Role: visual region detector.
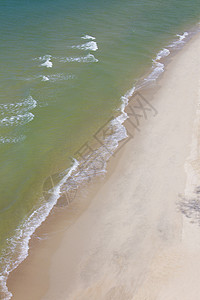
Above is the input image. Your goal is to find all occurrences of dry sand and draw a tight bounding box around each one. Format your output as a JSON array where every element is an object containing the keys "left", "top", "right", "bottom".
[{"left": 8, "top": 32, "right": 200, "bottom": 299}]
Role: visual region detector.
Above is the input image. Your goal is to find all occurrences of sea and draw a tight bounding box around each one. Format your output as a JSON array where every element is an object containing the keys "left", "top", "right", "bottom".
[{"left": 0, "top": 0, "right": 200, "bottom": 298}]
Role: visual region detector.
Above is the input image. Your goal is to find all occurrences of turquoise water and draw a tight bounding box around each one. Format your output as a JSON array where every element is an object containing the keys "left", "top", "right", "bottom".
[{"left": 0, "top": 0, "right": 200, "bottom": 298}]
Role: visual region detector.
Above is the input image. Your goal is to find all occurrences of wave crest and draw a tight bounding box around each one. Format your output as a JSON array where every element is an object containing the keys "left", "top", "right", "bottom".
[
  {"left": 71, "top": 41, "right": 98, "bottom": 51},
  {"left": 58, "top": 53, "right": 98, "bottom": 63}
]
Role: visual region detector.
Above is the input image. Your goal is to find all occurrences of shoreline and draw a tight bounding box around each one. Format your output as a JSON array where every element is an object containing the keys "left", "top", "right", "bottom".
[
  {"left": 5, "top": 29, "right": 200, "bottom": 299},
  {"left": 1, "top": 25, "right": 194, "bottom": 300}
]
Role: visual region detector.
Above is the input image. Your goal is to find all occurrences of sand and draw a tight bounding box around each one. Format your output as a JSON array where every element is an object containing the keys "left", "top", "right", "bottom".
[{"left": 7, "top": 32, "right": 200, "bottom": 299}]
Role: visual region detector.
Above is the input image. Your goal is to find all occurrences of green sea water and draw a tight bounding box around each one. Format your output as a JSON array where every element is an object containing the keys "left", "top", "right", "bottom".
[{"left": 0, "top": 0, "right": 200, "bottom": 298}]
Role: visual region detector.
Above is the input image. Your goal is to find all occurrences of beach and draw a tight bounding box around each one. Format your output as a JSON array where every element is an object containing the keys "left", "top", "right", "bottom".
[
  {"left": 2, "top": 1, "right": 200, "bottom": 298},
  {"left": 6, "top": 30, "right": 200, "bottom": 299}
]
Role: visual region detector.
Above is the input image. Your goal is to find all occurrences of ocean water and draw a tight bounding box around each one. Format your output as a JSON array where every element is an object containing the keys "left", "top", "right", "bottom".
[{"left": 0, "top": 0, "right": 200, "bottom": 298}]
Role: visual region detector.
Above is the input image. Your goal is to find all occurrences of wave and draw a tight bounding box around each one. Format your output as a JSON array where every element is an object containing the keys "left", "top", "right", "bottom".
[
  {"left": 58, "top": 53, "right": 98, "bottom": 63},
  {"left": 33, "top": 55, "right": 53, "bottom": 68},
  {"left": 41, "top": 56, "right": 53, "bottom": 68},
  {"left": 0, "top": 135, "right": 26, "bottom": 145},
  {"left": 155, "top": 48, "right": 170, "bottom": 60},
  {"left": 144, "top": 61, "right": 165, "bottom": 83},
  {"left": 0, "top": 96, "right": 37, "bottom": 129},
  {"left": 0, "top": 96, "right": 37, "bottom": 117},
  {"left": 0, "top": 113, "right": 34, "bottom": 127},
  {"left": 41, "top": 76, "right": 49, "bottom": 81},
  {"left": 177, "top": 31, "right": 189, "bottom": 41},
  {"left": 23, "top": 74, "right": 75, "bottom": 82},
  {"left": 71, "top": 41, "right": 98, "bottom": 51},
  {"left": 81, "top": 34, "right": 96, "bottom": 40},
  {"left": 169, "top": 31, "right": 189, "bottom": 48},
  {"left": 142, "top": 31, "right": 189, "bottom": 84},
  {"left": 41, "top": 74, "right": 75, "bottom": 82}
]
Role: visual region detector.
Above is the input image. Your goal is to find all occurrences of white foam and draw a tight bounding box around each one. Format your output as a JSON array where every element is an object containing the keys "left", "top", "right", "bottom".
[
  {"left": 0, "top": 135, "right": 26, "bottom": 144},
  {"left": 41, "top": 76, "right": 49, "bottom": 81},
  {"left": 141, "top": 31, "right": 189, "bottom": 86},
  {"left": 0, "top": 113, "right": 34, "bottom": 127},
  {"left": 0, "top": 96, "right": 36, "bottom": 127},
  {"left": 71, "top": 41, "right": 98, "bottom": 51},
  {"left": 0, "top": 275, "right": 12, "bottom": 300},
  {"left": 34, "top": 55, "right": 53, "bottom": 68},
  {"left": 88, "top": 85, "right": 136, "bottom": 162},
  {"left": 34, "top": 54, "right": 51, "bottom": 61},
  {"left": 41, "top": 74, "right": 75, "bottom": 82},
  {"left": 169, "top": 32, "right": 189, "bottom": 48},
  {"left": 177, "top": 31, "right": 189, "bottom": 41},
  {"left": 59, "top": 53, "right": 98, "bottom": 63},
  {"left": 81, "top": 34, "right": 96, "bottom": 40},
  {"left": 144, "top": 32, "right": 189, "bottom": 84},
  {"left": 33, "top": 55, "right": 53, "bottom": 67},
  {"left": 41, "top": 58, "right": 53, "bottom": 68},
  {"left": 156, "top": 48, "right": 170, "bottom": 61},
  {"left": 144, "top": 61, "right": 164, "bottom": 83},
  {"left": 0, "top": 96, "right": 37, "bottom": 117},
  {"left": 24, "top": 74, "right": 75, "bottom": 82},
  {"left": 67, "top": 88, "right": 136, "bottom": 179}
]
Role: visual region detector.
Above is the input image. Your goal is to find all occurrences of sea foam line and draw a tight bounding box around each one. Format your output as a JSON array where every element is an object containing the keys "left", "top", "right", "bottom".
[
  {"left": 0, "top": 159, "right": 79, "bottom": 300},
  {"left": 144, "top": 31, "right": 189, "bottom": 83},
  {"left": 155, "top": 48, "right": 170, "bottom": 60},
  {"left": 169, "top": 31, "right": 189, "bottom": 48}
]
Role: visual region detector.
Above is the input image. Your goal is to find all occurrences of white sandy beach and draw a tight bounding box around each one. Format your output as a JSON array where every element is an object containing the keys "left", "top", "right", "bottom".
[{"left": 7, "top": 32, "right": 200, "bottom": 299}]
